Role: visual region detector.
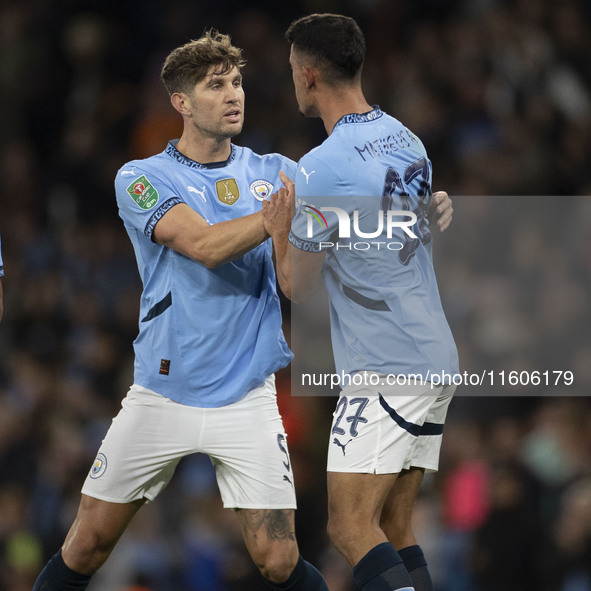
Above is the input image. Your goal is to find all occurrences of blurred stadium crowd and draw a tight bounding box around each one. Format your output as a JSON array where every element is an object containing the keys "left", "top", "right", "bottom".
[{"left": 0, "top": 0, "right": 591, "bottom": 590}]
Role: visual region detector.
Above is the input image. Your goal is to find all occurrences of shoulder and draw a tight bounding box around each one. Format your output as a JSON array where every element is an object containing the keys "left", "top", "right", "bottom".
[
  {"left": 297, "top": 135, "right": 335, "bottom": 169},
  {"left": 114, "top": 153, "right": 172, "bottom": 191},
  {"left": 295, "top": 148, "right": 343, "bottom": 196},
  {"left": 380, "top": 112, "right": 428, "bottom": 153},
  {"left": 119, "top": 144, "right": 170, "bottom": 171},
  {"left": 115, "top": 151, "right": 167, "bottom": 179},
  {"left": 239, "top": 145, "right": 296, "bottom": 168},
  {"left": 114, "top": 151, "right": 180, "bottom": 219},
  {"left": 234, "top": 145, "right": 297, "bottom": 178}
]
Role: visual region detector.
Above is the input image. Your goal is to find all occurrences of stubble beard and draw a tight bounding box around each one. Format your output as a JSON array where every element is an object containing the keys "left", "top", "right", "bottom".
[{"left": 195, "top": 117, "right": 244, "bottom": 142}]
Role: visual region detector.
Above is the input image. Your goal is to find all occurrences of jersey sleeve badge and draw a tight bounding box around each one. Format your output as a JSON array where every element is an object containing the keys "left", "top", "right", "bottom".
[{"left": 126, "top": 175, "right": 159, "bottom": 210}]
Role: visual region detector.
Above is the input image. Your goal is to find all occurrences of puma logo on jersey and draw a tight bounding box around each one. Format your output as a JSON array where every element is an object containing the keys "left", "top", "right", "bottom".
[
  {"left": 187, "top": 185, "right": 207, "bottom": 203},
  {"left": 300, "top": 166, "right": 316, "bottom": 184},
  {"left": 120, "top": 168, "right": 136, "bottom": 176},
  {"left": 333, "top": 437, "right": 353, "bottom": 456},
  {"left": 283, "top": 474, "right": 293, "bottom": 486}
]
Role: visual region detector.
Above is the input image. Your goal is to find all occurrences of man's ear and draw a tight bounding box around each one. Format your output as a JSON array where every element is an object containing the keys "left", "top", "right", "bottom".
[
  {"left": 302, "top": 65, "right": 317, "bottom": 89},
  {"left": 171, "top": 92, "right": 190, "bottom": 116}
]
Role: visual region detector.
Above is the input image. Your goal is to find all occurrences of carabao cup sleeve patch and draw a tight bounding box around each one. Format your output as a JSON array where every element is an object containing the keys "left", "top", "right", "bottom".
[{"left": 126, "top": 175, "right": 160, "bottom": 210}]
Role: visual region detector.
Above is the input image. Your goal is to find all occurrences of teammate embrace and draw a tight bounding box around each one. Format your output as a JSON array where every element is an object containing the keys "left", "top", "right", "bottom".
[{"left": 32, "top": 14, "right": 457, "bottom": 591}]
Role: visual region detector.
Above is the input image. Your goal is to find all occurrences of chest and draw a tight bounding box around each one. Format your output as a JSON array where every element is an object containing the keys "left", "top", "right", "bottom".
[{"left": 170, "top": 166, "right": 276, "bottom": 224}]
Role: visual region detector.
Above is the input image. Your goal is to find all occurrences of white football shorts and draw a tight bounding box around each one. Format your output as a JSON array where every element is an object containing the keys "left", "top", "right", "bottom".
[
  {"left": 327, "top": 376, "right": 456, "bottom": 474},
  {"left": 82, "top": 376, "right": 297, "bottom": 509}
]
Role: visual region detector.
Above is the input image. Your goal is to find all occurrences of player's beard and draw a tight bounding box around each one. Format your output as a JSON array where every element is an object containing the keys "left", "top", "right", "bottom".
[
  {"left": 194, "top": 116, "right": 244, "bottom": 142},
  {"left": 221, "top": 111, "right": 244, "bottom": 139}
]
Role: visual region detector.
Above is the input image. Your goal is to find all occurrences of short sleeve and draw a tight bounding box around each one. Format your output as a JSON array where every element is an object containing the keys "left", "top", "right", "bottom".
[
  {"left": 289, "top": 155, "right": 352, "bottom": 252},
  {"left": 114, "top": 165, "right": 185, "bottom": 240}
]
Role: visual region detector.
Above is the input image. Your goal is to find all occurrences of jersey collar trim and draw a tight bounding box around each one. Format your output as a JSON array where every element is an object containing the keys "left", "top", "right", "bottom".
[
  {"left": 333, "top": 106, "right": 383, "bottom": 131},
  {"left": 165, "top": 139, "right": 237, "bottom": 169}
]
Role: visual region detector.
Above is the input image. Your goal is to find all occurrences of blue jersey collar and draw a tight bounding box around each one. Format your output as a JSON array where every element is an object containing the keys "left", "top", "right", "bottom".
[
  {"left": 165, "top": 139, "right": 237, "bottom": 169},
  {"left": 333, "top": 106, "right": 383, "bottom": 131}
]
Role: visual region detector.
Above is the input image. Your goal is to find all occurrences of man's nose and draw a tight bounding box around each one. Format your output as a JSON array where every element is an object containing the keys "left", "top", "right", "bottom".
[{"left": 226, "top": 86, "right": 241, "bottom": 102}]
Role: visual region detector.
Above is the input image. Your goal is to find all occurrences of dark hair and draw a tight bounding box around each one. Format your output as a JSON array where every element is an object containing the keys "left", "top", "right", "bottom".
[
  {"left": 161, "top": 30, "right": 245, "bottom": 96},
  {"left": 285, "top": 14, "right": 365, "bottom": 84}
]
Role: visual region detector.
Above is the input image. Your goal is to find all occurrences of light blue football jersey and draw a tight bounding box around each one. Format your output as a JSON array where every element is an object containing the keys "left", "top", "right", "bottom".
[
  {"left": 0, "top": 234, "right": 3, "bottom": 277},
  {"left": 115, "top": 140, "right": 295, "bottom": 407},
  {"left": 289, "top": 107, "right": 459, "bottom": 380}
]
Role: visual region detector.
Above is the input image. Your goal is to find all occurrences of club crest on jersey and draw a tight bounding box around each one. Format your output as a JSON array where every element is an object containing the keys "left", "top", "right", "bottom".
[
  {"left": 215, "top": 178, "right": 240, "bottom": 205},
  {"left": 126, "top": 175, "right": 159, "bottom": 210},
  {"left": 249, "top": 179, "right": 273, "bottom": 201},
  {"left": 89, "top": 453, "right": 108, "bottom": 479}
]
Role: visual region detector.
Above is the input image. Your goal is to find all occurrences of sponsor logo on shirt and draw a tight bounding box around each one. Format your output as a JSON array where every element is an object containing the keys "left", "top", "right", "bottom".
[
  {"left": 126, "top": 175, "right": 159, "bottom": 210},
  {"left": 300, "top": 166, "right": 316, "bottom": 184},
  {"left": 187, "top": 185, "right": 207, "bottom": 203}
]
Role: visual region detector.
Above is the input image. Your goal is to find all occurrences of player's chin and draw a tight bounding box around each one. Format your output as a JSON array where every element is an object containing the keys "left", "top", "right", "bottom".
[
  {"left": 226, "top": 117, "right": 244, "bottom": 133},
  {"left": 224, "top": 119, "right": 244, "bottom": 136}
]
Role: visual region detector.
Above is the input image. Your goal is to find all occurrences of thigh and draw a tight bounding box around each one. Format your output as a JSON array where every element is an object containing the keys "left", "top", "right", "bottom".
[
  {"left": 327, "top": 383, "right": 433, "bottom": 475},
  {"left": 406, "top": 384, "right": 456, "bottom": 472},
  {"left": 207, "top": 377, "right": 297, "bottom": 510},
  {"left": 82, "top": 385, "right": 193, "bottom": 503}
]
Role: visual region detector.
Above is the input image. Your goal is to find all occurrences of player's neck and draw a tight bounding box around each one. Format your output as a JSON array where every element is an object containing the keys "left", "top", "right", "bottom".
[
  {"left": 319, "top": 88, "right": 372, "bottom": 135},
  {"left": 176, "top": 133, "right": 232, "bottom": 165}
]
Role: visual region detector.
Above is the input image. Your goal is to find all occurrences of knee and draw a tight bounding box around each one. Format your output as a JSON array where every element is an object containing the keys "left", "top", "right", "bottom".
[{"left": 252, "top": 546, "right": 299, "bottom": 583}]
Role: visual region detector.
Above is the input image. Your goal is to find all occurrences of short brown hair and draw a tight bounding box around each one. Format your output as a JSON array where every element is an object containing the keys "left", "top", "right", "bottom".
[{"left": 160, "top": 30, "right": 246, "bottom": 96}]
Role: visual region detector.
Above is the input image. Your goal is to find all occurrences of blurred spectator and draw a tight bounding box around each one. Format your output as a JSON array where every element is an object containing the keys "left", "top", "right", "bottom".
[
  {"left": 471, "top": 461, "right": 548, "bottom": 591},
  {"left": 0, "top": 233, "right": 4, "bottom": 322},
  {"left": 553, "top": 477, "right": 591, "bottom": 590}
]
